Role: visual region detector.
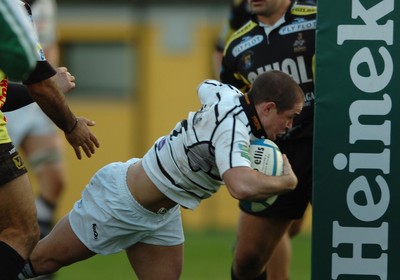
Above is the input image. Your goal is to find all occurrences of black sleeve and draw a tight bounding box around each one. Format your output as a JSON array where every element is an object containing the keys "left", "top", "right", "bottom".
[
  {"left": 23, "top": 60, "right": 56, "bottom": 85},
  {"left": 2, "top": 83, "right": 34, "bottom": 112}
]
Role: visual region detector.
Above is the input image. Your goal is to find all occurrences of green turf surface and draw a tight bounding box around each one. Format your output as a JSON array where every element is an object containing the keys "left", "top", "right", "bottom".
[{"left": 54, "top": 230, "right": 311, "bottom": 280}]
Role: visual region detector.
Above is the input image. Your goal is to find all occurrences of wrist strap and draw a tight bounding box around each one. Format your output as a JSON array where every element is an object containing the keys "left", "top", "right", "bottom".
[{"left": 65, "top": 119, "right": 78, "bottom": 134}]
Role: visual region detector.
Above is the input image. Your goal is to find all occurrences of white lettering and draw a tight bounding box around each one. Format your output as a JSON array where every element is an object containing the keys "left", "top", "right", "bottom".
[
  {"left": 332, "top": 221, "right": 388, "bottom": 279},
  {"left": 349, "top": 93, "right": 392, "bottom": 145},
  {"left": 247, "top": 56, "right": 312, "bottom": 85},
  {"left": 347, "top": 175, "right": 390, "bottom": 221},
  {"left": 331, "top": 0, "right": 394, "bottom": 278},
  {"left": 350, "top": 47, "right": 393, "bottom": 93},
  {"left": 337, "top": 0, "right": 394, "bottom": 45}
]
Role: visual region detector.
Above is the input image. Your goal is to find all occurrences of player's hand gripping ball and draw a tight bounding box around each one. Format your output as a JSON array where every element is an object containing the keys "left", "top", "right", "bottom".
[{"left": 239, "top": 139, "right": 284, "bottom": 213}]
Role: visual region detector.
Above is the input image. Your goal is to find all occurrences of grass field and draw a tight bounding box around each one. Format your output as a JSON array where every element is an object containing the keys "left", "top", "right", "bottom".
[{"left": 54, "top": 230, "right": 311, "bottom": 280}]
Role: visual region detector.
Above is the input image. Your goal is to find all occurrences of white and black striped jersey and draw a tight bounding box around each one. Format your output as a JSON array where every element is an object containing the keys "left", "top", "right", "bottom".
[{"left": 142, "top": 79, "right": 265, "bottom": 210}]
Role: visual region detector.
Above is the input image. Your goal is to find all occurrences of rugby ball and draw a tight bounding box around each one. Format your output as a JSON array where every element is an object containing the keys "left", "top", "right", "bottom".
[{"left": 239, "top": 139, "right": 283, "bottom": 213}]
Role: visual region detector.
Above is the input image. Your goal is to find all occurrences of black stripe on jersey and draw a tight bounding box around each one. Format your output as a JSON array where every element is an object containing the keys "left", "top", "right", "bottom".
[
  {"left": 180, "top": 119, "right": 188, "bottom": 130},
  {"left": 191, "top": 112, "right": 201, "bottom": 142},
  {"left": 226, "top": 84, "right": 243, "bottom": 93},
  {"left": 184, "top": 141, "right": 221, "bottom": 182},
  {"left": 154, "top": 144, "right": 204, "bottom": 200},
  {"left": 22, "top": 2, "right": 32, "bottom": 16},
  {"left": 205, "top": 98, "right": 245, "bottom": 170},
  {"left": 214, "top": 92, "right": 222, "bottom": 120},
  {"left": 229, "top": 115, "right": 237, "bottom": 169},
  {"left": 204, "top": 80, "right": 224, "bottom": 87},
  {"left": 229, "top": 109, "right": 245, "bottom": 169},
  {"left": 170, "top": 140, "right": 220, "bottom": 195},
  {"left": 210, "top": 105, "right": 242, "bottom": 141}
]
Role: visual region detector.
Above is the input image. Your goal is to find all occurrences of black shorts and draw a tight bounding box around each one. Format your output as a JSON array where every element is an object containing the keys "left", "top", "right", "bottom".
[
  {"left": 239, "top": 138, "right": 313, "bottom": 219},
  {"left": 0, "top": 142, "right": 27, "bottom": 186}
]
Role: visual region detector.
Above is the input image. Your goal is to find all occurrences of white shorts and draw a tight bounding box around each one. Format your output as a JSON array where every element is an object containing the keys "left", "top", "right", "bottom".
[
  {"left": 4, "top": 103, "right": 56, "bottom": 147},
  {"left": 69, "top": 158, "right": 184, "bottom": 255}
]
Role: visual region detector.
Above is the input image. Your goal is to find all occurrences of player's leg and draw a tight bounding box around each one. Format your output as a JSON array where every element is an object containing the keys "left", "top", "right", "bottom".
[
  {"left": 0, "top": 173, "right": 39, "bottom": 277},
  {"left": 124, "top": 177, "right": 185, "bottom": 280},
  {"left": 0, "top": 141, "right": 39, "bottom": 278},
  {"left": 19, "top": 107, "right": 66, "bottom": 239},
  {"left": 232, "top": 210, "right": 293, "bottom": 280},
  {"left": 264, "top": 137, "right": 312, "bottom": 280},
  {"left": 265, "top": 217, "right": 303, "bottom": 280},
  {"left": 266, "top": 232, "right": 292, "bottom": 280},
  {"left": 20, "top": 215, "right": 95, "bottom": 277},
  {"left": 126, "top": 242, "right": 183, "bottom": 280}
]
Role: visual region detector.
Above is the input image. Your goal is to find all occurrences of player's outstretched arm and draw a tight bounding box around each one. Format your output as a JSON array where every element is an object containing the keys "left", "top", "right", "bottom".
[
  {"left": 2, "top": 67, "right": 75, "bottom": 112},
  {"left": 26, "top": 78, "right": 100, "bottom": 159},
  {"left": 51, "top": 67, "right": 76, "bottom": 94},
  {"left": 64, "top": 116, "right": 99, "bottom": 159}
]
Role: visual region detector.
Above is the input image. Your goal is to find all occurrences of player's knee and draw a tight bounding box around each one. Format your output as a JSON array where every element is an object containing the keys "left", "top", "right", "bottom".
[
  {"left": 233, "top": 251, "right": 264, "bottom": 277},
  {"left": 288, "top": 219, "right": 303, "bottom": 237},
  {"left": 29, "top": 147, "right": 63, "bottom": 172}
]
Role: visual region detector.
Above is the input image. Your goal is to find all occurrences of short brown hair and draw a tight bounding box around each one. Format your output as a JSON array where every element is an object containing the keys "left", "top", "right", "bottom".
[{"left": 248, "top": 70, "right": 304, "bottom": 113}]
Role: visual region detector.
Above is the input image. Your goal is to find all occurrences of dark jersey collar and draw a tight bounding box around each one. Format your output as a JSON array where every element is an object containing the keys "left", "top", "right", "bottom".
[{"left": 239, "top": 93, "right": 268, "bottom": 139}]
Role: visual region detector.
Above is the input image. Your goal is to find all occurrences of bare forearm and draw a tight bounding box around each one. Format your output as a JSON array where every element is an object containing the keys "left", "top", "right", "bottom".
[
  {"left": 27, "top": 78, "right": 76, "bottom": 133},
  {"left": 223, "top": 167, "right": 297, "bottom": 201}
]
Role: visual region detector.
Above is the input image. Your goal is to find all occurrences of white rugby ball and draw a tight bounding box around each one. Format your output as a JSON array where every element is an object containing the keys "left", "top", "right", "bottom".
[
  {"left": 240, "top": 139, "right": 283, "bottom": 213},
  {"left": 249, "top": 139, "right": 283, "bottom": 176}
]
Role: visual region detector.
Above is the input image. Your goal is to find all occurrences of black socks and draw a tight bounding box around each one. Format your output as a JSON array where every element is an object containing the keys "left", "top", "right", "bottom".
[{"left": 0, "top": 241, "right": 26, "bottom": 279}]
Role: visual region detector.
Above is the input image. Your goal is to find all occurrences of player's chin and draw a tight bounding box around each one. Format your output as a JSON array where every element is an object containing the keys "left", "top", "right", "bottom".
[{"left": 250, "top": 0, "right": 265, "bottom": 8}]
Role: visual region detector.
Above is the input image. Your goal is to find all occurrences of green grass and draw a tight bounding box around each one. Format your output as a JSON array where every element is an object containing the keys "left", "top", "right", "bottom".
[{"left": 54, "top": 230, "right": 311, "bottom": 280}]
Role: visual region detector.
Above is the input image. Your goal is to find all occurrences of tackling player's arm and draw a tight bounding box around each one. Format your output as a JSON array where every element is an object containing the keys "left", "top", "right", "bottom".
[
  {"left": 1, "top": 83, "right": 34, "bottom": 112},
  {"left": 3, "top": 67, "right": 75, "bottom": 112},
  {"left": 23, "top": 61, "right": 76, "bottom": 132},
  {"left": 23, "top": 60, "right": 100, "bottom": 159}
]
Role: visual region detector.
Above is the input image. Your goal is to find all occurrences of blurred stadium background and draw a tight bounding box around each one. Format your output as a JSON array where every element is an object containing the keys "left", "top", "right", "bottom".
[{"left": 27, "top": 0, "right": 312, "bottom": 278}]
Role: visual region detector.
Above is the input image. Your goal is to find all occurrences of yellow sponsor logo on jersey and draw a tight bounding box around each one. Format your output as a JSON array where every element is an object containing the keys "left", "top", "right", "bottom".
[
  {"left": 292, "top": 5, "right": 317, "bottom": 16},
  {"left": 224, "top": 21, "right": 258, "bottom": 56},
  {"left": 13, "top": 154, "right": 26, "bottom": 170}
]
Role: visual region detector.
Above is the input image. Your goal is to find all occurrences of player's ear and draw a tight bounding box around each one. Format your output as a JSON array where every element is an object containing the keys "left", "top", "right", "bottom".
[{"left": 262, "top": 102, "right": 276, "bottom": 115}]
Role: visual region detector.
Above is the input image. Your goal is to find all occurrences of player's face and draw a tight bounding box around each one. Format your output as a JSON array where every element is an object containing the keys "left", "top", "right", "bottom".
[
  {"left": 248, "top": 0, "right": 283, "bottom": 17},
  {"left": 263, "top": 102, "right": 303, "bottom": 140}
]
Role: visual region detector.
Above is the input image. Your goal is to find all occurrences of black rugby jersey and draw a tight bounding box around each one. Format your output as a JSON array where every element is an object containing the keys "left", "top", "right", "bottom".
[{"left": 221, "top": 2, "right": 316, "bottom": 140}]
